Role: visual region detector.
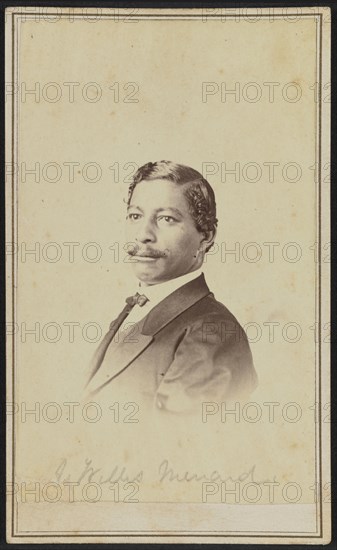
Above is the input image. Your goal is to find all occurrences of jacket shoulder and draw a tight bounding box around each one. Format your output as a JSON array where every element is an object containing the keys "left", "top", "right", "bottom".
[
  {"left": 176, "top": 293, "right": 251, "bottom": 349},
  {"left": 185, "top": 293, "right": 245, "bottom": 328}
]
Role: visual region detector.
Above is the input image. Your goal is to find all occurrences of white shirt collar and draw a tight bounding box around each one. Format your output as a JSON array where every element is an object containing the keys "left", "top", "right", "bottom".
[{"left": 138, "top": 268, "right": 203, "bottom": 307}]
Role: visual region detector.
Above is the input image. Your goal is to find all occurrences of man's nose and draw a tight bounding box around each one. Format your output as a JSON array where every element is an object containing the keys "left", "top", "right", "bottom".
[{"left": 136, "top": 219, "right": 156, "bottom": 244}]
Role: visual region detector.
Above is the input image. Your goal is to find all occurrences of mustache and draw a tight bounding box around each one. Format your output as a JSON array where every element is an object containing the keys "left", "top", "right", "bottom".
[{"left": 126, "top": 245, "right": 167, "bottom": 258}]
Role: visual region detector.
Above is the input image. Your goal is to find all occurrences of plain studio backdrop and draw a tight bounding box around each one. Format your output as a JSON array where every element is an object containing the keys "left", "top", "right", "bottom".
[{"left": 10, "top": 12, "right": 327, "bottom": 510}]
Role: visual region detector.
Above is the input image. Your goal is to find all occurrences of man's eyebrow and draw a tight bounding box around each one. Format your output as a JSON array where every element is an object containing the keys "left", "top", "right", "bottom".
[
  {"left": 127, "top": 204, "right": 143, "bottom": 212},
  {"left": 127, "top": 205, "right": 183, "bottom": 217},
  {"left": 155, "top": 207, "right": 183, "bottom": 217}
]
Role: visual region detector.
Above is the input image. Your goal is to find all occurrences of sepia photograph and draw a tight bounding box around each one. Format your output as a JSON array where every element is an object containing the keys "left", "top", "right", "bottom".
[
  {"left": 5, "top": 5, "right": 331, "bottom": 544},
  {"left": 85, "top": 160, "right": 258, "bottom": 412}
]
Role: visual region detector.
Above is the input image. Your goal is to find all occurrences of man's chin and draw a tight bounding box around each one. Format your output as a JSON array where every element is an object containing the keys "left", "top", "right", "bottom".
[{"left": 132, "top": 263, "right": 162, "bottom": 285}]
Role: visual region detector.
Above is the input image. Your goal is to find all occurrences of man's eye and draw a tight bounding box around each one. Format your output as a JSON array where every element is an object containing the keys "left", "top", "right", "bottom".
[
  {"left": 127, "top": 213, "right": 141, "bottom": 221},
  {"left": 158, "top": 215, "right": 176, "bottom": 224}
]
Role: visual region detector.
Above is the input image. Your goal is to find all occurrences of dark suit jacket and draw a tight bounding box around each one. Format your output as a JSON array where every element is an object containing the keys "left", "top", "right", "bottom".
[{"left": 86, "top": 274, "right": 258, "bottom": 414}]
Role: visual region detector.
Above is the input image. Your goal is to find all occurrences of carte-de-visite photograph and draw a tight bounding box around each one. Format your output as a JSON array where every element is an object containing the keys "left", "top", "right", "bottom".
[{"left": 5, "top": 6, "right": 331, "bottom": 545}]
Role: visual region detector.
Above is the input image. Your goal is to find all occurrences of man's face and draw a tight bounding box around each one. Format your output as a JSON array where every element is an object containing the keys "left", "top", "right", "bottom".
[{"left": 125, "top": 179, "right": 206, "bottom": 285}]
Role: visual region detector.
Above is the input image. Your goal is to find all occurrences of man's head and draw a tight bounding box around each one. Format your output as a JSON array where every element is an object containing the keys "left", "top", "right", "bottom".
[{"left": 125, "top": 160, "right": 218, "bottom": 285}]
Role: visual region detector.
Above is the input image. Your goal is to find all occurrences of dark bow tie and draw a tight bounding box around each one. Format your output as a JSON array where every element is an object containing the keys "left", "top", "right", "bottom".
[{"left": 125, "top": 292, "right": 149, "bottom": 308}]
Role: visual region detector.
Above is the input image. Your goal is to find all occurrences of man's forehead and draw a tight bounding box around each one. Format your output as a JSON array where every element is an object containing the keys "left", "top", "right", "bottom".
[
  {"left": 130, "top": 178, "right": 187, "bottom": 202},
  {"left": 133, "top": 178, "right": 178, "bottom": 189}
]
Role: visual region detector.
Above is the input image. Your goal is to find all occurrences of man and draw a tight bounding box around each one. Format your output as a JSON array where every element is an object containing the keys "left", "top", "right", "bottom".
[{"left": 85, "top": 161, "right": 257, "bottom": 414}]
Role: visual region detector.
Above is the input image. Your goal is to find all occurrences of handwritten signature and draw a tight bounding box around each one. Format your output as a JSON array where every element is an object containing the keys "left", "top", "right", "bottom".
[{"left": 55, "top": 458, "right": 274, "bottom": 486}]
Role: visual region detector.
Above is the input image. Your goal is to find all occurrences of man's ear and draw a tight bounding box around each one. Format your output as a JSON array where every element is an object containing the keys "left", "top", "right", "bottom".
[{"left": 200, "top": 228, "right": 216, "bottom": 254}]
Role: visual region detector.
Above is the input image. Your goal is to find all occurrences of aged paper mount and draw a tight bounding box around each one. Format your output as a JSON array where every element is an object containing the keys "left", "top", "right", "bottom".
[{"left": 5, "top": 6, "right": 330, "bottom": 544}]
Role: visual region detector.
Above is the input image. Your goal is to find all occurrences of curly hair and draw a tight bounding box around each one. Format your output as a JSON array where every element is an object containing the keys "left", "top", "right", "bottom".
[{"left": 127, "top": 161, "right": 218, "bottom": 251}]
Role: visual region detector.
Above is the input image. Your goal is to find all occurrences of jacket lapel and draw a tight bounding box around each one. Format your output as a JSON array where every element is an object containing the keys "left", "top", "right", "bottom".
[
  {"left": 142, "top": 273, "right": 212, "bottom": 336},
  {"left": 86, "top": 274, "right": 212, "bottom": 395}
]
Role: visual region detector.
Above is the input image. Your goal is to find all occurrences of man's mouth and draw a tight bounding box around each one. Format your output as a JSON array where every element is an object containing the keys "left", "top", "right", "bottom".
[
  {"left": 133, "top": 255, "right": 159, "bottom": 262},
  {"left": 136, "top": 253, "right": 156, "bottom": 257}
]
